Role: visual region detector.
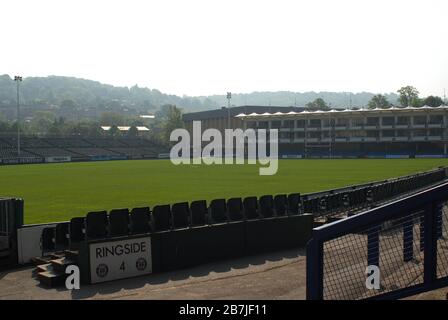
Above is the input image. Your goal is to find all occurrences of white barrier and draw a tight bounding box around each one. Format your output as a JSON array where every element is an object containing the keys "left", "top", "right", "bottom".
[
  {"left": 45, "top": 156, "right": 71, "bottom": 163},
  {"left": 17, "top": 223, "right": 61, "bottom": 264}
]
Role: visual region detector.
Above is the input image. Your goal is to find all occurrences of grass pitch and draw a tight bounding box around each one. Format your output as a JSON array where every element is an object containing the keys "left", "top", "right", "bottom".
[{"left": 1, "top": 158, "right": 448, "bottom": 224}]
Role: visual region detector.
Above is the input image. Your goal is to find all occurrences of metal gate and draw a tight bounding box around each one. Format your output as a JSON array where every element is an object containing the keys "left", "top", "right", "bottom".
[
  {"left": 0, "top": 198, "right": 24, "bottom": 269},
  {"left": 306, "top": 182, "right": 448, "bottom": 300}
]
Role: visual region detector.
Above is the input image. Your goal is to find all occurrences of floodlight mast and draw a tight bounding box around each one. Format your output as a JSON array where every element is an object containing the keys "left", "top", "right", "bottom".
[
  {"left": 14, "top": 76, "right": 23, "bottom": 156},
  {"left": 226, "top": 92, "right": 232, "bottom": 129}
]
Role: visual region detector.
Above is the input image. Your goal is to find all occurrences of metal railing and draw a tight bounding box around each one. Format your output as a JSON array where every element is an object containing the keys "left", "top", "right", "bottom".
[{"left": 306, "top": 181, "right": 448, "bottom": 300}]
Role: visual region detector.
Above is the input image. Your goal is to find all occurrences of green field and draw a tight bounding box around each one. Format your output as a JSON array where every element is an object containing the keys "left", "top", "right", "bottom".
[{"left": 1, "top": 158, "right": 448, "bottom": 224}]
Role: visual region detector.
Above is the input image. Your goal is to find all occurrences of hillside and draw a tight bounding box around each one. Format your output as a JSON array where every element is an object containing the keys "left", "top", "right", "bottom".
[{"left": 0, "top": 75, "right": 399, "bottom": 118}]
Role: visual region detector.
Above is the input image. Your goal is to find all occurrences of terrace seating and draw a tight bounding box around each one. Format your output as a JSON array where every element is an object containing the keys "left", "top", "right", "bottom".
[
  {"left": 259, "top": 195, "right": 274, "bottom": 218},
  {"left": 130, "top": 207, "right": 151, "bottom": 234},
  {"left": 210, "top": 199, "right": 227, "bottom": 223},
  {"left": 190, "top": 200, "right": 207, "bottom": 226},
  {"left": 152, "top": 205, "right": 172, "bottom": 231},
  {"left": 66, "top": 148, "right": 120, "bottom": 157},
  {"left": 227, "top": 198, "right": 243, "bottom": 221},
  {"left": 25, "top": 148, "right": 80, "bottom": 157},
  {"left": 171, "top": 202, "right": 190, "bottom": 229},
  {"left": 274, "top": 194, "right": 287, "bottom": 216},
  {"left": 85, "top": 211, "right": 108, "bottom": 240},
  {"left": 0, "top": 148, "right": 38, "bottom": 158},
  {"left": 109, "top": 209, "right": 130, "bottom": 237},
  {"left": 243, "top": 196, "right": 259, "bottom": 219}
]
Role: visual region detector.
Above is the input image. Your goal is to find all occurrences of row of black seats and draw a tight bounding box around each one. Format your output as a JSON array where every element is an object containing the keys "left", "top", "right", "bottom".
[
  {"left": 41, "top": 193, "right": 302, "bottom": 252},
  {"left": 302, "top": 169, "right": 446, "bottom": 216}
]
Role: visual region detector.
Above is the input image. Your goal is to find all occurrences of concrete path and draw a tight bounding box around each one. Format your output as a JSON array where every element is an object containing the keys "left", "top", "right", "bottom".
[{"left": 0, "top": 248, "right": 307, "bottom": 300}]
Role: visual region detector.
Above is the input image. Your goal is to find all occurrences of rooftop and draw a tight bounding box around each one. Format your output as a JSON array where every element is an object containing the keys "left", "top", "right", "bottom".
[{"left": 235, "top": 105, "right": 448, "bottom": 119}]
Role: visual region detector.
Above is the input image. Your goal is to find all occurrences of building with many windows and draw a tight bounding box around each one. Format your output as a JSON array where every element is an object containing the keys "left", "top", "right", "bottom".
[{"left": 183, "top": 105, "right": 448, "bottom": 158}]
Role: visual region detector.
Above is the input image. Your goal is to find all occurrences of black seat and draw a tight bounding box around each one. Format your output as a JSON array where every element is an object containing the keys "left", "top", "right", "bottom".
[
  {"left": 243, "top": 196, "right": 259, "bottom": 219},
  {"left": 210, "top": 199, "right": 227, "bottom": 223},
  {"left": 172, "top": 202, "right": 190, "bottom": 229},
  {"left": 55, "top": 223, "right": 69, "bottom": 250},
  {"left": 41, "top": 227, "right": 55, "bottom": 253},
  {"left": 69, "top": 217, "right": 85, "bottom": 244},
  {"left": 190, "top": 200, "right": 207, "bottom": 226},
  {"left": 274, "top": 194, "right": 287, "bottom": 216},
  {"left": 109, "top": 208, "right": 130, "bottom": 237},
  {"left": 227, "top": 198, "right": 243, "bottom": 221},
  {"left": 86, "top": 211, "right": 108, "bottom": 240},
  {"left": 287, "top": 193, "right": 301, "bottom": 215},
  {"left": 259, "top": 195, "right": 274, "bottom": 218},
  {"left": 130, "top": 207, "right": 151, "bottom": 234},
  {"left": 152, "top": 205, "right": 172, "bottom": 231}
]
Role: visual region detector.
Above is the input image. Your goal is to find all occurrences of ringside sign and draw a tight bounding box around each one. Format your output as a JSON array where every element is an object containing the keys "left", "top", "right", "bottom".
[{"left": 89, "top": 236, "right": 152, "bottom": 283}]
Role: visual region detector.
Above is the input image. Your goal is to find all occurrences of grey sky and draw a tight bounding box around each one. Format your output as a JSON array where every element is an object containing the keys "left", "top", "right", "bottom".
[{"left": 1, "top": 0, "right": 447, "bottom": 97}]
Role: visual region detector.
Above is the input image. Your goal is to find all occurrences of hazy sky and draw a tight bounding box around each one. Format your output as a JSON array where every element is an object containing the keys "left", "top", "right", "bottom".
[{"left": 1, "top": 0, "right": 447, "bottom": 97}]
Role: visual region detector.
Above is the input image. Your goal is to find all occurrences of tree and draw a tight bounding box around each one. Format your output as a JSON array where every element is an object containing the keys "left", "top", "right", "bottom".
[
  {"left": 100, "top": 112, "right": 125, "bottom": 126},
  {"left": 423, "top": 96, "right": 444, "bottom": 108},
  {"left": 305, "top": 98, "right": 329, "bottom": 111},
  {"left": 367, "top": 94, "right": 391, "bottom": 109},
  {"left": 127, "top": 125, "right": 139, "bottom": 138},
  {"left": 161, "top": 105, "right": 184, "bottom": 144},
  {"left": 397, "top": 86, "right": 419, "bottom": 107},
  {"left": 108, "top": 125, "right": 120, "bottom": 137}
]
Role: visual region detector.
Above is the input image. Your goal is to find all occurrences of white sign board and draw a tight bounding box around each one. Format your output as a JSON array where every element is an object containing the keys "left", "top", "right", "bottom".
[{"left": 89, "top": 236, "right": 152, "bottom": 284}]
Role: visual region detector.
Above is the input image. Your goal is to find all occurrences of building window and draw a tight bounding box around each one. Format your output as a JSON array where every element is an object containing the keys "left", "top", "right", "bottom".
[
  {"left": 366, "top": 117, "right": 379, "bottom": 125},
  {"left": 283, "top": 120, "right": 294, "bottom": 128},
  {"left": 429, "top": 115, "right": 443, "bottom": 124},
  {"left": 296, "top": 119, "right": 306, "bottom": 128},
  {"left": 381, "top": 117, "right": 394, "bottom": 125},
  {"left": 271, "top": 120, "right": 281, "bottom": 129},
  {"left": 397, "top": 116, "right": 409, "bottom": 125},
  {"left": 382, "top": 130, "right": 395, "bottom": 137},
  {"left": 413, "top": 116, "right": 426, "bottom": 125},
  {"left": 309, "top": 119, "right": 321, "bottom": 128},
  {"left": 258, "top": 121, "right": 269, "bottom": 129}
]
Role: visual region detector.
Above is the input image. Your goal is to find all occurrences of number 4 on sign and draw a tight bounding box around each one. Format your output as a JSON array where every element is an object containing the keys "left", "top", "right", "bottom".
[{"left": 120, "top": 261, "right": 126, "bottom": 271}]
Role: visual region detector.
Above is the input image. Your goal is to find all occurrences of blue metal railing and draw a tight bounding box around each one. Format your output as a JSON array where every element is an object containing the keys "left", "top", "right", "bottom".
[{"left": 306, "top": 181, "right": 448, "bottom": 300}]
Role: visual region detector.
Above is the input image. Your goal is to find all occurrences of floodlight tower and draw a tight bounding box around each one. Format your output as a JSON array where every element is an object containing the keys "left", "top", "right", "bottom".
[
  {"left": 14, "top": 76, "right": 22, "bottom": 156},
  {"left": 226, "top": 92, "right": 231, "bottom": 129}
]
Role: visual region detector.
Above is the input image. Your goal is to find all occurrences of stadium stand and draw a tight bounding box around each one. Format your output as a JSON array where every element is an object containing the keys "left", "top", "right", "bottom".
[
  {"left": 26, "top": 148, "right": 82, "bottom": 157},
  {"left": 65, "top": 148, "right": 120, "bottom": 157},
  {"left": 0, "top": 136, "right": 167, "bottom": 163},
  {"left": 28, "top": 167, "right": 447, "bottom": 288}
]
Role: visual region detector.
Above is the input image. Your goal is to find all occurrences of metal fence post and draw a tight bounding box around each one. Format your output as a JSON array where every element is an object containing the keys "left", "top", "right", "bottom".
[
  {"left": 423, "top": 203, "right": 437, "bottom": 285},
  {"left": 306, "top": 237, "right": 323, "bottom": 300},
  {"left": 367, "top": 224, "right": 380, "bottom": 267},
  {"left": 403, "top": 216, "right": 414, "bottom": 262}
]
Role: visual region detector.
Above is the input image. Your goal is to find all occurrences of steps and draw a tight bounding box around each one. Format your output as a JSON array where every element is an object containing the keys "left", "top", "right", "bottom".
[{"left": 35, "top": 250, "right": 79, "bottom": 288}]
